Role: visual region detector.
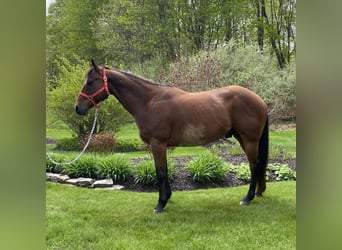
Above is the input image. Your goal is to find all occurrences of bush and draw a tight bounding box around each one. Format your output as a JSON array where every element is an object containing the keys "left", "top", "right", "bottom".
[
  {"left": 134, "top": 158, "right": 175, "bottom": 185},
  {"left": 115, "top": 138, "right": 145, "bottom": 152},
  {"left": 227, "top": 163, "right": 251, "bottom": 181},
  {"left": 267, "top": 163, "right": 296, "bottom": 181},
  {"left": 55, "top": 138, "right": 80, "bottom": 151},
  {"left": 80, "top": 131, "right": 115, "bottom": 153},
  {"left": 187, "top": 151, "right": 227, "bottom": 183},
  {"left": 276, "top": 165, "right": 296, "bottom": 181},
  {"left": 63, "top": 154, "right": 98, "bottom": 178},
  {"left": 235, "top": 163, "right": 251, "bottom": 181},
  {"left": 97, "top": 154, "right": 132, "bottom": 182},
  {"left": 164, "top": 41, "right": 296, "bottom": 122}
]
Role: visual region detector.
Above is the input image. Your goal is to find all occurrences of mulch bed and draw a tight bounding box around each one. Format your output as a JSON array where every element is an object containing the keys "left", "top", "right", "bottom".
[{"left": 120, "top": 154, "right": 296, "bottom": 192}]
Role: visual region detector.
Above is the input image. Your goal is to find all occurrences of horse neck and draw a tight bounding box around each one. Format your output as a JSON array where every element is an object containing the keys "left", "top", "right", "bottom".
[{"left": 106, "top": 70, "right": 160, "bottom": 115}]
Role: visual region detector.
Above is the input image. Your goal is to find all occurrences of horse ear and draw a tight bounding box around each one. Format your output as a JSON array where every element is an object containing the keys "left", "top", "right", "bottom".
[{"left": 90, "top": 58, "right": 100, "bottom": 73}]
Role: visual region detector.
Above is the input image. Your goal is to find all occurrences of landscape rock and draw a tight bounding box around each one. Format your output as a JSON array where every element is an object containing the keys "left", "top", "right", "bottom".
[
  {"left": 46, "top": 173, "right": 70, "bottom": 183},
  {"left": 56, "top": 174, "right": 70, "bottom": 183},
  {"left": 91, "top": 179, "right": 113, "bottom": 188},
  {"left": 113, "top": 185, "right": 124, "bottom": 190},
  {"left": 46, "top": 173, "right": 59, "bottom": 182},
  {"left": 94, "top": 185, "right": 124, "bottom": 190},
  {"left": 66, "top": 178, "right": 94, "bottom": 187}
]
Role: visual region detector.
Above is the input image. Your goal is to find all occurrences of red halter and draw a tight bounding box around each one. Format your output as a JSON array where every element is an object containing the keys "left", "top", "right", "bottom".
[{"left": 79, "top": 67, "right": 110, "bottom": 109}]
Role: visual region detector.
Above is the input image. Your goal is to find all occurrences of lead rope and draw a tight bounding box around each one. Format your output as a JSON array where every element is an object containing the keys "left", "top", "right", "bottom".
[{"left": 46, "top": 108, "right": 99, "bottom": 166}]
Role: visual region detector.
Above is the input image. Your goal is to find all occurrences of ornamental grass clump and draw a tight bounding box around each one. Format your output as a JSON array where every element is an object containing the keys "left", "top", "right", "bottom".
[
  {"left": 134, "top": 160, "right": 156, "bottom": 185},
  {"left": 134, "top": 157, "right": 175, "bottom": 185},
  {"left": 63, "top": 154, "right": 98, "bottom": 179},
  {"left": 97, "top": 154, "right": 132, "bottom": 182},
  {"left": 187, "top": 150, "right": 227, "bottom": 183},
  {"left": 46, "top": 153, "right": 66, "bottom": 173}
]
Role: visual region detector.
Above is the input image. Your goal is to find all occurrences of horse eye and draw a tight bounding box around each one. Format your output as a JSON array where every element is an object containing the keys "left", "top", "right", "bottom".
[{"left": 87, "top": 79, "right": 94, "bottom": 85}]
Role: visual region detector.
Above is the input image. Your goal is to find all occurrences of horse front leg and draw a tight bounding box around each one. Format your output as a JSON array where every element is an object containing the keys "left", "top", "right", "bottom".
[{"left": 150, "top": 139, "right": 172, "bottom": 213}]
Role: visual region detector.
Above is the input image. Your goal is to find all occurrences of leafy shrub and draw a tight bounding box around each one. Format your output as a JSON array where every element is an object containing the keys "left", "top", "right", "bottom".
[
  {"left": 55, "top": 138, "right": 80, "bottom": 151},
  {"left": 134, "top": 158, "right": 175, "bottom": 185},
  {"left": 267, "top": 163, "right": 296, "bottom": 181},
  {"left": 63, "top": 154, "right": 98, "bottom": 178},
  {"left": 276, "top": 165, "right": 296, "bottom": 181},
  {"left": 164, "top": 42, "right": 296, "bottom": 121},
  {"left": 97, "top": 154, "right": 132, "bottom": 182},
  {"left": 115, "top": 138, "right": 145, "bottom": 152},
  {"left": 80, "top": 131, "right": 115, "bottom": 153},
  {"left": 187, "top": 151, "right": 227, "bottom": 183},
  {"left": 235, "top": 163, "right": 251, "bottom": 181},
  {"left": 226, "top": 163, "right": 238, "bottom": 173}
]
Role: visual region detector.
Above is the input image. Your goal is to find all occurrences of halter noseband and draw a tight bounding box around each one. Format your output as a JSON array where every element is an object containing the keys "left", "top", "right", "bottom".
[{"left": 79, "top": 67, "right": 110, "bottom": 109}]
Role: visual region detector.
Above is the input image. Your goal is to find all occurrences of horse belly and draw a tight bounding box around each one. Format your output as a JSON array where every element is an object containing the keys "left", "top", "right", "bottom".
[{"left": 178, "top": 124, "right": 223, "bottom": 146}]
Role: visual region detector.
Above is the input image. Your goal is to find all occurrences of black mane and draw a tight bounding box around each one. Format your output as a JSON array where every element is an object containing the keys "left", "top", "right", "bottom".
[{"left": 109, "top": 67, "right": 171, "bottom": 87}]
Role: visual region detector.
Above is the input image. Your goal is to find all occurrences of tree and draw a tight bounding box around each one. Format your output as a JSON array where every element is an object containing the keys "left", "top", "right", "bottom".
[
  {"left": 47, "top": 0, "right": 296, "bottom": 85},
  {"left": 46, "top": 0, "right": 108, "bottom": 86},
  {"left": 93, "top": 0, "right": 181, "bottom": 68},
  {"left": 253, "top": 0, "right": 267, "bottom": 51},
  {"left": 254, "top": 0, "right": 296, "bottom": 68}
]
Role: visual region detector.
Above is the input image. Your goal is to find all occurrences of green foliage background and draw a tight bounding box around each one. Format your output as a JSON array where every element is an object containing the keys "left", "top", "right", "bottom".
[{"left": 47, "top": 0, "right": 296, "bottom": 139}]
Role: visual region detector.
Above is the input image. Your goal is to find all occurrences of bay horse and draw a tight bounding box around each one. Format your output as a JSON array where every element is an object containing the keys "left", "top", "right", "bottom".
[{"left": 75, "top": 59, "right": 269, "bottom": 213}]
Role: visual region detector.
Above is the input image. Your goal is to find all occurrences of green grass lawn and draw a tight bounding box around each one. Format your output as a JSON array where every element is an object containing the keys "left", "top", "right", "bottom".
[
  {"left": 46, "top": 128, "right": 73, "bottom": 140},
  {"left": 46, "top": 181, "right": 296, "bottom": 249},
  {"left": 270, "top": 129, "right": 296, "bottom": 155},
  {"left": 46, "top": 122, "right": 296, "bottom": 249}
]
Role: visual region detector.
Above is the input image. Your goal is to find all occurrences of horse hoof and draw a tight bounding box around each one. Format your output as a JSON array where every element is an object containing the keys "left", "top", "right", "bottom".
[
  {"left": 255, "top": 193, "right": 263, "bottom": 197},
  {"left": 153, "top": 208, "right": 163, "bottom": 214},
  {"left": 239, "top": 200, "right": 250, "bottom": 206},
  {"left": 154, "top": 203, "right": 164, "bottom": 213}
]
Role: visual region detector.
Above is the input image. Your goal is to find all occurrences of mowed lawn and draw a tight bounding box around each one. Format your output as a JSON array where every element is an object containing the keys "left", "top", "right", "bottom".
[{"left": 46, "top": 181, "right": 296, "bottom": 250}]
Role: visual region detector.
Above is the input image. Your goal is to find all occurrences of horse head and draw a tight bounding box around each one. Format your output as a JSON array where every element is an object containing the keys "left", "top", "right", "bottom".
[{"left": 75, "top": 59, "right": 110, "bottom": 115}]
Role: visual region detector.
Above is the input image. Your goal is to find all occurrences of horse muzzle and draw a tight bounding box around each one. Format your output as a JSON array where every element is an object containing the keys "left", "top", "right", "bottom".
[{"left": 75, "top": 105, "right": 88, "bottom": 116}]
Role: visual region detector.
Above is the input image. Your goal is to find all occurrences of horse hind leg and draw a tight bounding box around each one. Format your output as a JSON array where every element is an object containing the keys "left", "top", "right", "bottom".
[
  {"left": 255, "top": 117, "right": 269, "bottom": 197},
  {"left": 230, "top": 128, "right": 267, "bottom": 205},
  {"left": 238, "top": 140, "right": 259, "bottom": 206}
]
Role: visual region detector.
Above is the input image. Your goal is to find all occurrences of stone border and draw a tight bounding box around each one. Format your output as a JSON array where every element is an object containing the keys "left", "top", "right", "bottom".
[{"left": 46, "top": 173, "right": 124, "bottom": 190}]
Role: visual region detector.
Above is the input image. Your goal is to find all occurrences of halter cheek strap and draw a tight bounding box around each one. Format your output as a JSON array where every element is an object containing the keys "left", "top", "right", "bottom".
[{"left": 79, "top": 67, "right": 110, "bottom": 109}]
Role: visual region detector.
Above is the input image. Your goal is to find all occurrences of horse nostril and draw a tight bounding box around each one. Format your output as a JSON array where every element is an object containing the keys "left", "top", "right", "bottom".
[{"left": 75, "top": 105, "right": 79, "bottom": 112}]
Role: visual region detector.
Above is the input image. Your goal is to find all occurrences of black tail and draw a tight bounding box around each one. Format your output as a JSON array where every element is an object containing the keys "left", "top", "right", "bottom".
[{"left": 257, "top": 116, "right": 269, "bottom": 187}]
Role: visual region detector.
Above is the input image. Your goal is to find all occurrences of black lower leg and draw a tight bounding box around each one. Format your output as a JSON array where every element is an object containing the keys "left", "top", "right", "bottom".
[
  {"left": 240, "top": 162, "right": 258, "bottom": 205},
  {"left": 255, "top": 160, "right": 266, "bottom": 196},
  {"left": 154, "top": 169, "right": 172, "bottom": 213}
]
